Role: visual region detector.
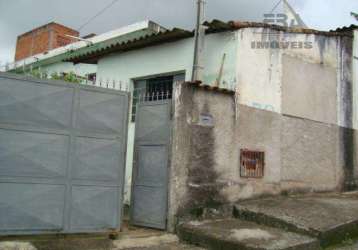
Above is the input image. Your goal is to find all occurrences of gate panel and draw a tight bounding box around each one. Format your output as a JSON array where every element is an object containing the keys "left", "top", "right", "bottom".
[
  {"left": 0, "top": 77, "right": 73, "bottom": 128},
  {"left": 131, "top": 100, "right": 171, "bottom": 229},
  {"left": 72, "top": 137, "right": 122, "bottom": 181},
  {"left": 0, "top": 73, "right": 129, "bottom": 235},
  {"left": 0, "top": 183, "right": 65, "bottom": 231},
  {"left": 0, "top": 129, "right": 68, "bottom": 178},
  {"left": 69, "top": 185, "right": 118, "bottom": 230}
]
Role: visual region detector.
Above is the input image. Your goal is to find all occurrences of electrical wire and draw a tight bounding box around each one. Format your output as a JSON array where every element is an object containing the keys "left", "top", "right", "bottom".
[{"left": 77, "top": 0, "right": 121, "bottom": 31}]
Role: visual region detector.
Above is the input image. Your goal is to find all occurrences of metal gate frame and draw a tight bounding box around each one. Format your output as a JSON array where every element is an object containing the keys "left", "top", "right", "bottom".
[{"left": 0, "top": 73, "right": 130, "bottom": 235}]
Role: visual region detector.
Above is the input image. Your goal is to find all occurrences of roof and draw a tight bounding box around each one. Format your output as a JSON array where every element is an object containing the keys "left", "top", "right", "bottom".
[
  {"left": 7, "top": 20, "right": 166, "bottom": 72},
  {"left": 330, "top": 24, "right": 358, "bottom": 33},
  {"left": 67, "top": 19, "right": 356, "bottom": 64},
  {"left": 66, "top": 28, "right": 193, "bottom": 64},
  {"left": 7, "top": 19, "right": 356, "bottom": 71},
  {"left": 206, "top": 19, "right": 356, "bottom": 37}
]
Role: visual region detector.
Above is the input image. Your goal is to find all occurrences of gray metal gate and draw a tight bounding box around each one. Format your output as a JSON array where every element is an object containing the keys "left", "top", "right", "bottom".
[
  {"left": 131, "top": 99, "right": 171, "bottom": 229},
  {"left": 0, "top": 73, "right": 129, "bottom": 235}
]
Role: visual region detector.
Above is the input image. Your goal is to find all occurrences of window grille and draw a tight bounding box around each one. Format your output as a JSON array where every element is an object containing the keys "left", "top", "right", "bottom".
[
  {"left": 132, "top": 75, "right": 173, "bottom": 122},
  {"left": 240, "top": 149, "right": 264, "bottom": 178}
]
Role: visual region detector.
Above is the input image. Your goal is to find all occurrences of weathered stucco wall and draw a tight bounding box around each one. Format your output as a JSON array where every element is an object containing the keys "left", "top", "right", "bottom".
[
  {"left": 281, "top": 116, "right": 340, "bottom": 192},
  {"left": 236, "top": 28, "right": 355, "bottom": 131},
  {"left": 235, "top": 29, "right": 356, "bottom": 192},
  {"left": 169, "top": 82, "right": 237, "bottom": 231},
  {"left": 236, "top": 28, "right": 282, "bottom": 113},
  {"left": 232, "top": 105, "right": 282, "bottom": 199},
  {"left": 236, "top": 29, "right": 340, "bottom": 115},
  {"left": 282, "top": 55, "right": 337, "bottom": 124},
  {"left": 170, "top": 81, "right": 358, "bottom": 230}
]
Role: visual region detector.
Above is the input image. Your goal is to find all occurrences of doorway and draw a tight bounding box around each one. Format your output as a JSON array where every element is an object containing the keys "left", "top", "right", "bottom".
[{"left": 126, "top": 74, "right": 183, "bottom": 230}]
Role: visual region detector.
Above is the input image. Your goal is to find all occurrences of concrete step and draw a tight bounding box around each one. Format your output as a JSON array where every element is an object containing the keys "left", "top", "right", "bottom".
[
  {"left": 233, "top": 193, "right": 358, "bottom": 248},
  {"left": 177, "top": 219, "right": 319, "bottom": 250},
  {"left": 112, "top": 230, "right": 205, "bottom": 250}
]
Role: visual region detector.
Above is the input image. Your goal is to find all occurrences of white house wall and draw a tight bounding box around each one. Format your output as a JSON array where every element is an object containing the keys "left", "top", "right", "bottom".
[
  {"left": 96, "top": 32, "right": 238, "bottom": 204},
  {"left": 236, "top": 28, "right": 355, "bottom": 129},
  {"left": 96, "top": 31, "right": 237, "bottom": 87},
  {"left": 236, "top": 28, "right": 282, "bottom": 113}
]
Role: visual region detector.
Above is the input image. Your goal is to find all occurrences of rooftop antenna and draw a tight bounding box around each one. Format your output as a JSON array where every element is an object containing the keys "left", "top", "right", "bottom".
[{"left": 191, "top": 0, "right": 206, "bottom": 82}]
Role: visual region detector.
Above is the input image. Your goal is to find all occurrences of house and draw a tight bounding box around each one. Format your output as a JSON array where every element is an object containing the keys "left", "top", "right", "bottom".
[
  {"left": 4, "top": 19, "right": 358, "bottom": 232},
  {"left": 14, "top": 22, "right": 79, "bottom": 61},
  {"left": 67, "top": 20, "right": 358, "bottom": 231},
  {"left": 5, "top": 21, "right": 167, "bottom": 79}
]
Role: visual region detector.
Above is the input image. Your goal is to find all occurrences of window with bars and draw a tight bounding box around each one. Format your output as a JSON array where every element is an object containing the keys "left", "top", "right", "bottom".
[
  {"left": 131, "top": 75, "right": 174, "bottom": 122},
  {"left": 240, "top": 149, "right": 265, "bottom": 178}
]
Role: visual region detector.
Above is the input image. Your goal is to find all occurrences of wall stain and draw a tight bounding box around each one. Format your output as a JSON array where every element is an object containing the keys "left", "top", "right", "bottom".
[
  {"left": 179, "top": 101, "right": 227, "bottom": 217},
  {"left": 339, "top": 36, "right": 357, "bottom": 190},
  {"left": 315, "top": 35, "right": 327, "bottom": 64}
]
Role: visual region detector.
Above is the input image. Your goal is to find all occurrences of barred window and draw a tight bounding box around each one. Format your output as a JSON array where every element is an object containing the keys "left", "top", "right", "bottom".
[
  {"left": 132, "top": 75, "right": 173, "bottom": 122},
  {"left": 240, "top": 149, "right": 265, "bottom": 178}
]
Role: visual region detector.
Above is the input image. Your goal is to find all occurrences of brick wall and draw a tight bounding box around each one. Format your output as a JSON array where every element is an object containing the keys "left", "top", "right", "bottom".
[{"left": 15, "top": 22, "right": 79, "bottom": 61}]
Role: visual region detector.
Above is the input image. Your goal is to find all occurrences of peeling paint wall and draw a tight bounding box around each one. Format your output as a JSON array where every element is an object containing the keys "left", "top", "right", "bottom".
[
  {"left": 236, "top": 28, "right": 282, "bottom": 113},
  {"left": 236, "top": 28, "right": 355, "bottom": 131},
  {"left": 169, "top": 83, "right": 237, "bottom": 231},
  {"left": 169, "top": 84, "right": 283, "bottom": 230},
  {"left": 282, "top": 54, "right": 337, "bottom": 124},
  {"left": 234, "top": 28, "right": 356, "bottom": 191}
]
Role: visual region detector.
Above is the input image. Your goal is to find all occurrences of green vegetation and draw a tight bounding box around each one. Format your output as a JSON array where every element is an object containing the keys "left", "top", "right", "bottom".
[
  {"left": 26, "top": 69, "right": 83, "bottom": 84},
  {"left": 50, "top": 71, "right": 82, "bottom": 83}
]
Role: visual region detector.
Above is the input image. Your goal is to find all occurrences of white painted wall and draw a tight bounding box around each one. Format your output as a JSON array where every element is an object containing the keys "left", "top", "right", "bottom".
[
  {"left": 236, "top": 28, "right": 283, "bottom": 113},
  {"left": 97, "top": 31, "right": 237, "bottom": 87},
  {"left": 236, "top": 27, "right": 353, "bottom": 128},
  {"left": 282, "top": 33, "right": 339, "bottom": 125}
]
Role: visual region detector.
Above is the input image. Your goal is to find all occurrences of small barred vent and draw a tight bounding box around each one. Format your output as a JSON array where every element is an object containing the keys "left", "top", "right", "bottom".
[{"left": 240, "top": 149, "right": 264, "bottom": 178}]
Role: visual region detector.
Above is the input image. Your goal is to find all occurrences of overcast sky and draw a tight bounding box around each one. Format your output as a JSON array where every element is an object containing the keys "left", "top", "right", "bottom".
[{"left": 0, "top": 0, "right": 357, "bottom": 64}]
